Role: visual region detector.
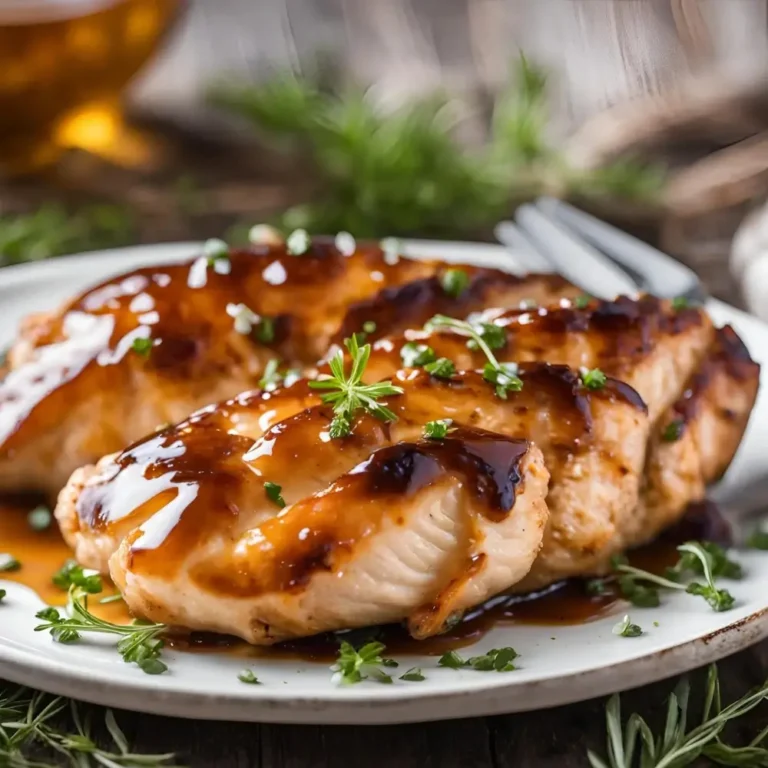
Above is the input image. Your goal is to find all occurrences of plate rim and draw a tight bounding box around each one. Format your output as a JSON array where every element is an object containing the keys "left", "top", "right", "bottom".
[{"left": 1, "top": 239, "right": 767, "bottom": 725}]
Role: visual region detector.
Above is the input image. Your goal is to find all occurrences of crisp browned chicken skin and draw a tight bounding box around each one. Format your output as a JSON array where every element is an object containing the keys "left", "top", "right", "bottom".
[
  {"left": 57, "top": 365, "right": 645, "bottom": 642},
  {"left": 0, "top": 237, "right": 576, "bottom": 496}
]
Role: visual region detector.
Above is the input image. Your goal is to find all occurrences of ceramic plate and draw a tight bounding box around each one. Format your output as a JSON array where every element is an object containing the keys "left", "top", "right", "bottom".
[{"left": 1, "top": 241, "right": 767, "bottom": 725}]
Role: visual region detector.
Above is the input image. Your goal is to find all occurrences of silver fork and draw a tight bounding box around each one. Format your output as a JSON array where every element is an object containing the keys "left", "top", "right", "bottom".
[
  {"left": 495, "top": 197, "right": 707, "bottom": 302},
  {"left": 495, "top": 198, "right": 764, "bottom": 537}
]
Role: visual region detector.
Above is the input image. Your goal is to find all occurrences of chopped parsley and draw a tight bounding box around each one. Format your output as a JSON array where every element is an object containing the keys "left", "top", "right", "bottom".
[
  {"left": 423, "top": 419, "right": 454, "bottom": 440},
  {"left": 483, "top": 362, "right": 523, "bottom": 399},
  {"left": 286, "top": 228, "right": 311, "bottom": 255},
  {"left": 438, "top": 647, "right": 518, "bottom": 672},
  {"left": 331, "top": 641, "right": 398, "bottom": 685},
  {"left": 0, "top": 554, "right": 20, "bottom": 572},
  {"left": 131, "top": 337, "right": 153, "bottom": 358},
  {"left": 662, "top": 419, "right": 685, "bottom": 442},
  {"left": 424, "top": 357, "right": 456, "bottom": 379},
  {"left": 400, "top": 342, "right": 437, "bottom": 368},
  {"left": 574, "top": 294, "right": 591, "bottom": 309},
  {"left": 580, "top": 367, "right": 607, "bottom": 390},
  {"left": 399, "top": 668, "right": 426, "bottom": 682},
  {"left": 264, "top": 482, "right": 286, "bottom": 509},
  {"left": 362, "top": 320, "right": 377, "bottom": 334},
  {"left": 440, "top": 269, "right": 469, "bottom": 298},
  {"left": 52, "top": 560, "right": 103, "bottom": 594},
  {"left": 238, "top": 669, "right": 261, "bottom": 684},
  {"left": 672, "top": 296, "right": 690, "bottom": 311},
  {"left": 466, "top": 322, "right": 506, "bottom": 351},
  {"left": 612, "top": 614, "right": 643, "bottom": 637}
]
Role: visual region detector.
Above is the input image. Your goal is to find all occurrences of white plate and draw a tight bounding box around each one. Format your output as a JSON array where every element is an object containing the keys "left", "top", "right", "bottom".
[{"left": 1, "top": 240, "right": 767, "bottom": 725}]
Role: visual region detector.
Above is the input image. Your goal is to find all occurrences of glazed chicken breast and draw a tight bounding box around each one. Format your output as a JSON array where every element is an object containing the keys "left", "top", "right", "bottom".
[
  {"left": 343, "top": 295, "right": 759, "bottom": 583},
  {"left": 0, "top": 235, "right": 577, "bottom": 496},
  {"left": 56, "top": 364, "right": 647, "bottom": 642}
]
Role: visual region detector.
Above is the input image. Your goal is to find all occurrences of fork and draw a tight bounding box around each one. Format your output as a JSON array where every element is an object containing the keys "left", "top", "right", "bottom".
[
  {"left": 495, "top": 197, "right": 707, "bottom": 302},
  {"left": 494, "top": 198, "right": 764, "bottom": 536}
]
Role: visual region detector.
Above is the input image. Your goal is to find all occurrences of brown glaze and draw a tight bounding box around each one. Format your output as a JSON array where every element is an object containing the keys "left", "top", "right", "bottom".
[
  {"left": 333, "top": 271, "right": 579, "bottom": 344},
  {"left": 358, "top": 294, "right": 712, "bottom": 395},
  {"left": 666, "top": 325, "right": 761, "bottom": 431},
  {"left": 0, "top": 500, "right": 129, "bottom": 623},
  {"left": 3, "top": 495, "right": 729, "bottom": 659}
]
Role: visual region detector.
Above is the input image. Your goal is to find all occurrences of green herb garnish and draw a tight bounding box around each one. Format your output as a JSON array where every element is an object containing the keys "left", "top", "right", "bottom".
[
  {"left": 665, "top": 541, "right": 742, "bottom": 581},
  {"left": 264, "top": 481, "right": 286, "bottom": 509},
  {"left": 438, "top": 648, "right": 518, "bottom": 672},
  {"left": 35, "top": 587, "right": 168, "bottom": 674},
  {"left": 747, "top": 529, "right": 768, "bottom": 550},
  {"left": 612, "top": 614, "right": 642, "bottom": 638},
  {"left": 441, "top": 269, "right": 469, "bottom": 298},
  {"left": 131, "top": 337, "right": 153, "bottom": 358},
  {"left": 400, "top": 342, "right": 437, "bottom": 368},
  {"left": 0, "top": 690, "right": 178, "bottom": 767},
  {"left": 662, "top": 419, "right": 685, "bottom": 442},
  {"left": 580, "top": 367, "right": 607, "bottom": 390},
  {"left": 259, "top": 358, "right": 301, "bottom": 391},
  {"left": 588, "top": 664, "right": 768, "bottom": 768},
  {"left": 399, "top": 668, "right": 426, "bottom": 682},
  {"left": 362, "top": 320, "right": 377, "bottom": 334},
  {"left": 424, "top": 357, "right": 456, "bottom": 379},
  {"left": 574, "top": 294, "right": 592, "bottom": 309},
  {"left": 27, "top": 505, "right": 52, "bottom": 531},
  {"left": 0, "top": 554, "right": 20, "bottom": 572},
  {"left": 331, "top": 641, "right": 398, "bottom": 685},
  {"left": 423, "top": 419, "right": 454, "bottom": 440},
  {"left": 238, "top": 669, "right": 261, "bottom": 684},
  {"left": 309, "top": 335, "right": 403, "bottom": 438},
  {"left": 0, "top": 589, "right": 5, "bottom": 602},
  {"left": 609, "top": 543, "right": 735, "bottom": 612},
  {"left": 672, "top": 296, "right": 690, "bottom": 311},
  {"left": 426, "top": 315, "right": 521, "bottom": 398},
  {"left": 52, "top": 560, "right": 103, "bottom": 594}
]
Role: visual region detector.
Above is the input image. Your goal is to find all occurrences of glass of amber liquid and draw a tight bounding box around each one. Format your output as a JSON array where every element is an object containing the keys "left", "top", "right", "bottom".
[{"left": 0, "top": 0, "right": 183, "bottom": 175}]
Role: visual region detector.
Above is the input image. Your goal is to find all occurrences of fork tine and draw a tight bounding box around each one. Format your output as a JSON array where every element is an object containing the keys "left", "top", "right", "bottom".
[
  {"left": 537, "top": 197, "right": 705, "bottom": 300},
  {"left": 493, "top": 221, "right": 557, "bottom": 273},
  {"left": 514, "top": 204, "right": 639, "bottom": 299}
]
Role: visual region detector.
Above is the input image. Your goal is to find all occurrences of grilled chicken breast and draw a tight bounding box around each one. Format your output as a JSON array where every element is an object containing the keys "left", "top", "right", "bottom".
[
  {"left": 348, "top": 295, "right": 759, "bottom": 587},
  {"left": 0, "top": 236, "right": 576, "bottom": 496},
  {"left": 57, "top": 364, "right": 646, "bottom": 642}
]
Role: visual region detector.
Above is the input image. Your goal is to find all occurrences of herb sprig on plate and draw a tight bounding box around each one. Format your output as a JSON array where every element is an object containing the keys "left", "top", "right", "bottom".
[
  {"left": 588, "top": 541, "right": 738, "bottom": 612},
  {"left": 35, "top": 586, "right": 169, "bottom": 675}
]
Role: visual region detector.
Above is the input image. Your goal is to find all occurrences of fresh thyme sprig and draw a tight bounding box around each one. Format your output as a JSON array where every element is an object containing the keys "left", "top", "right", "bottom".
[
  {"left": 595, "top": 542, "right": 737, "bottom": 612},
  {"left": 438, "top": 647, "right": 518, "bottom": 672},
  {"left": 309, "top": 335, "right": 403, "bottom": 438},
  {"left": 35, "top": 587, "right": 169, "bottom": 674},
  {"left": 0, "top": 688, "right": 180, "bottom": 767},
  {"left": 425, "top": 315, "right": 522, "bottom": 398},
  {"left": 51, "top": 560, "right": 103, "bottom": 594},
  {"left": 588, "top": 665, "right": 768, "bottom": 768}
]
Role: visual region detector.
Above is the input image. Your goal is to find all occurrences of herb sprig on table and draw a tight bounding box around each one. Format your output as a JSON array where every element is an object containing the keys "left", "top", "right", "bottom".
[
  {"left": 0, "top": 203, "right": 133, "bottom": 267},
  {"left": 211, "top": 56, "right": 664, "bottom": 240},
  {"left": 0, "top": 688, "right": 180, "bottom": 767},
  {"left": 588, "top": 665, "right": 768, "bottom": 768}
]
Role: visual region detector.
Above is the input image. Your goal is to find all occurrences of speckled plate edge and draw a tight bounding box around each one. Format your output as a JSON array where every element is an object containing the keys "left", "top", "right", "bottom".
[{"left": 1, "top": 240, "right": 767, "bottom": 725}]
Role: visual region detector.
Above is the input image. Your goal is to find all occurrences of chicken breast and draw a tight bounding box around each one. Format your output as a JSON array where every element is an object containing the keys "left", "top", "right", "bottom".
[
  {"left": 57, "top": 364, "right": 647, "bottom": 641},
  {"left": 1, "top": 235, "right": 575, "bottom": 497}
]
